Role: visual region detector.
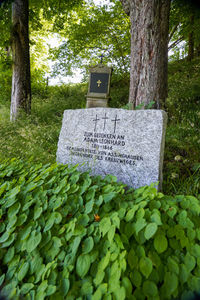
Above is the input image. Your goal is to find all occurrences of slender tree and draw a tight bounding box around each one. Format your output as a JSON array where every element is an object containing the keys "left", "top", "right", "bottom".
[
  {"left": 120, "top": 0, "right": 171, "bottom": 109},
  {"left": 10, "top": 0, "right": 31, "bottom": 121}
]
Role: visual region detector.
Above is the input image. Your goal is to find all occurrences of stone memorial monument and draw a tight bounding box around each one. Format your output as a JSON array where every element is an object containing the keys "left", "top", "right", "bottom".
[
  {"left": 57, "top": 108, "right": 167, "bottom": 189},
  {"left": 86, "top": 56, "right": 112, "bottom": 108}
]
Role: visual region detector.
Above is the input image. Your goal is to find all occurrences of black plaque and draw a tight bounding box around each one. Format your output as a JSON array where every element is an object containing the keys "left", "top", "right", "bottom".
[{"left": 90, "top": 73, "right": 109, "bottom": 94}]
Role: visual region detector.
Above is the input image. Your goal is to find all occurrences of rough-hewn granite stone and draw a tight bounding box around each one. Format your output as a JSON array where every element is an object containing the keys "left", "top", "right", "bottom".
[{"left": 57, "top": 108, "right": 167, "bottom": 189}]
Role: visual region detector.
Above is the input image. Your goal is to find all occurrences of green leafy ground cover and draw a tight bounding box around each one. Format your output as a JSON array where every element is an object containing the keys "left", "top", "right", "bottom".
[{"left": 0, "top": 159, "right": 200, "bottom": 299}]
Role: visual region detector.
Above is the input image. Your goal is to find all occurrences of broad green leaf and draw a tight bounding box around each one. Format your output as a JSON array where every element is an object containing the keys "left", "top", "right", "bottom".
[
  {"left": 77, "top": 214, "right": 90, "bottom": 226},
  {"left": 98, "top": 283, "right": 107, "bottom": 294},
  {"left": 0, "top": 223, "right": 5, "bottom": 234},
  {"left": 122, "top": 277, "right": 132, "bottom": 296},
  {"left": 72, "top": 236, "right": 81, "bottom": 255},
  {"left": 95, "top": 195, "right": 103, "bottom": 206},
  {"left": 46, "top": 285, "right": 57, "bottom": 296},
  {"left": 37, "top": 280, "right": 48, "bottom": 296},
  {"left": 85, "top": 199, "right": 94, "bottom": 214},
  {"left": 3, "top": 246, "right": 15, "bottom": 264},
  {"left": 108, "top": 225, "right": 115, "bottom": 243},
  {"left": 113, "top": 286, "right": 126, "bottom": 300},
  {"left": 86, "top": 187, "right": 96, "bottom": 201},
  {"left": 54, "top": 212, "right": 62, "bottom": 224},
  {"left": 90, "top": 249, "right": 99, "bottom": 263},
  {"left": 150, "top": 210, "right": 162, "bottom": 225},
  {"left": 125, "top": 206, "right": 138, "bottom": 222},
  {"left": 8, "top": 202, "right": 21, "bottom": 219},
  {"left": 30, "top": 253, "right": 43, "bottom": 274},
  {"left": 16, "top": 214, "right": 27, "bottom": 226},
  {"left": 44, "top": 213, "right": 56, "bottom": 232},
  {"left": 0, "top": 231, "right": 10, "bottom": 243},
  {"left": 22, "top": 199, "right": 34, "bottom": 211},
  {"left": 0, "top": 182, "right": 7, "bottom": 197},
  {"left": 124, "top": 223, "right": 134, "bottom": 239},
  {"left": 128, "top": 249, "right": 138, "bottom": 270},
  {"left": 76, "top": 254, "right": 91, "bottom": 278},
  {"left": 82, "top": 236, "right": 94, "bottom": 254},
  {"left": 136, "top": 208, "right": 145, "bottom": 219},
  {"left": 110, "top": 260, "right": 120, "bottom": 278},
  {"left": 34, "top": 206, "right": 43, "bottom": 220},
  {"left": 1, "top": 233, "right": 15, "bottom": 248},
  {"left": 188, "top": 275, "right": 200, "bottom": 292},
  {"left": 26, "top": 231, "right": 42, "bottom": 253},
  {"left": 134, "top": 218, "right": 147, "bottom": 235},
  {"left": 144, "top": 223, "right": 158, "bottom": 240},
  {"left": 7, "top": 215, "right": 17, "bottom": 230},
  {"left": 130, "top": 270, "right": 142, "bottom": 288},
  {"left": 184, "top": 252, "right": 196, "bottom": 272},
  {"left": 81, "top": 281, "right": 93, "bottom": 295},
  {"left": 163, "top": 272, "right": 178, "bottom": 297},
  {"left": 3, "top": 186, "right": 20, "bottom": 208},
  {"left": 94, "top": 270, "right": 105, "bottom": 286},
  {"left": 118, "top": 208, "right": 126, "bottom": 219},
  {"left": 20, "top": 225, "right": 32, "bottom": 241},
  {"left": 1, "top": 281, "right": 18, "bottom": 298},
  {"left": 103, "top": 192, "right": 116, "bottom": 203},
  {"left": 18, "top": 262, "right": 29, "bottom": 281},
  {"left": 99, "top": 217, "right": 111, "bottom": 237},
  {"left": 190, "top": 244, "right": 200, "bottom": 258},
  {"left": 154, "top": 233, "right": 168, "bottom": 253},
  {"left": 167, "top": 207, "right": 177, "bottom": 218},
  {"left": 139, "top": 257, "right": 153, "bottom": 279},
  {"left": 0, "top": 273, "right": 5, "bottom": 286},
  {"left": 92, "top": 287, "right": 102, "bottom": 300},
  {"left": 177, "top": 210, "right": 187, "bottom": 227},
  {"left": 21, "top": 283, "right": 34, "bottom": 295},
  {"left": 142, "top": 280, "right": 158, "bottom": 297},
  {"left": 167, "top": 257, "right": 179, "bottom": 275},
  {"left": 179, "top": 264, "right": 189, "bottom": 283},
  {"left": 98, "top": 251, "right": 110, "bottom": 271},
  {"left": 24, "top": 182, "right": 38, "bottom": 193},
  {"left": 111, "top": 214, "right": 120, "bottom": 230},
  {"left": 61, "top": 279, "right": 70, "bottom": 297},
  {"left": 136, "top": 245, "right": 145, "bottom": 258}
]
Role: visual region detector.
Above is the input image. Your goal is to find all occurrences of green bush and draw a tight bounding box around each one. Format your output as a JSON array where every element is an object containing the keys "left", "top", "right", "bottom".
[
  {"left": 163, "top": 58, "right": 200, "bottom": 196},
  {"left": 0, "top": 159, "right": 200, "bottom": 299}
]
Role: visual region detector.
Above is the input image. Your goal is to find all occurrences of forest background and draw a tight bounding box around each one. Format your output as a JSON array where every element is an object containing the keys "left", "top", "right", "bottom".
[{"left": 0, "top": 0, "right": 199, "bottom": 195}]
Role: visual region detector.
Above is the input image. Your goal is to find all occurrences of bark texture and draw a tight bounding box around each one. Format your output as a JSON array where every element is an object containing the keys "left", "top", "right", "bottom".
[
  {"left": 128, "top": 0, "right": 171, "bottom": 109},
  {"left": 10, "top": 0, "right": 31, "bottom": 121}
]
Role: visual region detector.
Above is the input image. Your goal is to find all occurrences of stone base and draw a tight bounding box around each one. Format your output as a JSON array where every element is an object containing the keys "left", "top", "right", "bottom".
[{"left": 86, "top": 97, "right": 108, "bottom": 108}]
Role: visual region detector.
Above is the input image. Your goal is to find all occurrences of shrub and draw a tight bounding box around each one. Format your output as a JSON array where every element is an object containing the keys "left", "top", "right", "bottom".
[{"left": 0, "top": 159, "right": 200, "bottom": 299}]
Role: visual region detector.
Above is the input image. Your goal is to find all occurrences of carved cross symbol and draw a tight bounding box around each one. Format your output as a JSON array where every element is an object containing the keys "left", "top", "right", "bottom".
[
  {"left": 102, "top": 113, "right": 109, "bottom": 131},
  {"left": 97, "top": 80, "right": 102, "bottom": 87},
  {"left": 93, "top": 114, "right": 100, "bottom": 132},
  {"left": 111, "top": 115, "right": 120, "bottom": 133}
]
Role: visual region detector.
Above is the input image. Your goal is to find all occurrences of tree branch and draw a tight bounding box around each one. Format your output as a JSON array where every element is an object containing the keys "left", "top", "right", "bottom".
[
  {"left": 168, "top": 37, "right": 184, "bottom": 50},
  {"left": 119, "top": 0, "right": 130, "bottom": 16},
  {"left": 168, "top": 23, "right": 179, "bottom": 43}
]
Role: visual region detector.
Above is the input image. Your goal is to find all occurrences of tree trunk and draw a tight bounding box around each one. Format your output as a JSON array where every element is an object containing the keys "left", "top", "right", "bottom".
[
  {"left": 120, "top": 0, "right": 171, "bottom": 109},
  {"left": 10, "top": 0, "right": 31, "bottom": 121},
  {"left": 188, "top": 15, "right": 194, "bottom": 61}
]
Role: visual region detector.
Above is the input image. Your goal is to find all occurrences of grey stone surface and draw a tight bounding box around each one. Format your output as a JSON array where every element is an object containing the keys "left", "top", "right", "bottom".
[{"left": 57, "top": 108, "right": 167, "bottom": 189}]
